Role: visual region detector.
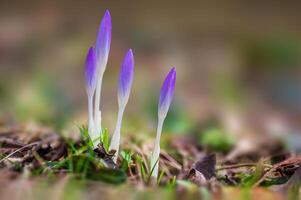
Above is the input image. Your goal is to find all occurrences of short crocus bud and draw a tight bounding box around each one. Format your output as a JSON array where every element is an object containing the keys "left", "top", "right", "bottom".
[
  {"left": 110, "top": 49, "right": 134, "bottom": 162},
  {"left": 117, "top": 49, "right": 134, "bottom": 107},
  {"left": 84, "top": 47, "right": 97, "bottom": 139},
  {"left": 158, "top": 67, "right": 176, "bottom": 118},
  {"left": 93, "top": 9, "right": 112, "bottom": 147},
  {"left": 151, "top": 67, "right": 176, "bottom": 178}
]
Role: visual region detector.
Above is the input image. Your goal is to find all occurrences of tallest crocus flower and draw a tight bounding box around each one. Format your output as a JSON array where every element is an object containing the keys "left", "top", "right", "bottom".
[{"left": 93, "top": 10, "right": 112, "bottom": 147}]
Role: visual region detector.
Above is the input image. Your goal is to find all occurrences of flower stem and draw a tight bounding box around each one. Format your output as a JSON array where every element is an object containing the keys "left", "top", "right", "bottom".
[
  {"left": 151, "top": 115, "right": 164, "bottom": 179},
  {"left": 88, "top": 95, "right": 94, "bottom": 137},
  {"left": 93, "top": 74, "right": 103, "bottom": 145},
  {"left": 110, "top": 105, "right": 125, "bottom": 163}
]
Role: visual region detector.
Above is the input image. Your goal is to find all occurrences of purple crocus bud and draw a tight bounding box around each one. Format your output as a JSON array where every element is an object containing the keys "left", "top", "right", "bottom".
[
  {"left": 151, "top": 67, "right": 176, "bottom": 178},
  {"left": 85, "top": 47, "right": 97, "bottom": 96},
  {"left": 158, "top": 67, "right": 176, "bottom": 118},
  {"left": 95, "top": 9, "right": 112, "bottom": 74},
  {"left": 118, "top": 49, "right": 134, "bottom": 107},
  {"left": 93, "top": 10, "right": 112, "bottom": 141},
  {"left": 109, "top": 49, "right": 134, "bottom": 162},
  {"left": 85, "top": 47, "right": 97, "bottom": 138}
]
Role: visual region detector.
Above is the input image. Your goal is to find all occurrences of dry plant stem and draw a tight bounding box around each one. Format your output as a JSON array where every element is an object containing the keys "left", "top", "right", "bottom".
[
  {"left": 216, "top": 163, "right": 273, "bottom": 171},
  {"left": 252, "top": 169, "right": 273, "bottom": 188},
  {"left": 135, "top": 159, "right": 143, "bottom": 182},
  {"left": 150, "top": 115, "right": 164, "bottom": 179},
  {"left": 160, "top": 150, "right": 182, "bottom": 170},
  {"left": 128, "top": 164, "right": 135, "bottom": 179},
  {"left": 133, "top": 145, "right": 150, "bottom": 172},
  {"left": 252, "top": 156, "right": 301, "bottom": 188},
  {"left": 109, "top": 106, "right": 125, "bottom": 163},
  {"left": 160, "top": 162, "right": 172, "bottom": 178},
  {"left": 0, "top": 142, "right": 39, "bottom": 163},
  {"left": 141, "top": 153, "right": 150, "bottom": 173}
]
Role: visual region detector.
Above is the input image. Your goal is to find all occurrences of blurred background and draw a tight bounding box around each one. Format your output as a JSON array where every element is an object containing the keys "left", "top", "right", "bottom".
[{"left": 0, "top": 0, "right": 301, "bottom": 150}]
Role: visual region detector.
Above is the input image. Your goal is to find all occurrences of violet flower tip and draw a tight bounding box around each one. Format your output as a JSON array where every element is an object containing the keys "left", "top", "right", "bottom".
[
  {"left": 118, "top": 49, "right": 134, "bottom": 103},
  {"left": 85, "top": 47, "right": 97, "bottom": 93},
  {"left": 171, "top": 67, "right": 176, "bottom": 73},
  {"left": 95, "top": 9, "right": 112, "bottom": 73},
  {"left": 158, "top": 67, "right": 177, "bottom": 116},
  {"left": 104, "top": 9, "right": 111, "bottom": 18},
  {"left": 102, "top": 9, "right": 111, "bottom": 28},
  {"left": 126, "top": 49, "right": 134, "bottom": 64}
]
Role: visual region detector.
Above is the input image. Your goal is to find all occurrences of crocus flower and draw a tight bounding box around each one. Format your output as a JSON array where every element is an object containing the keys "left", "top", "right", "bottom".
[
  {"left": 93, "top": 10, "right": 112, "bottom": 147},
  {"left": 110, "top": 49, "right": 134, "bottom": 162},
  {"left": 85, "top": 47, "right": 97, "bottom": 138},
  {"left": 95, "top": 10, "right": 112, "bottom": 75},
  {"left": 151, "top": 67, "right": 176, "bottom": 178}
]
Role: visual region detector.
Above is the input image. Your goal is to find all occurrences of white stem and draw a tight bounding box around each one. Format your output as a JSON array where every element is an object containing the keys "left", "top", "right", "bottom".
[
  {"left": 93, "top": 73, "right": 104, "bottom": 146},
  {"left": 109, "top": 105, "right": 125, "bottom": 163},
  {"left": 150, "top": 115, "right": 165, "bottom": 178},
  {"left": 88, "top": 95, "right": 94, "bottom": 138},
  {"left": 92, "top": 110, "right": 101, "bottom": 148}
]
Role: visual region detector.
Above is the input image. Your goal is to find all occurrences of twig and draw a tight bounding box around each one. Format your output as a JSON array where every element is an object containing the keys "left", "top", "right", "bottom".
[
  {"left": 160, "top": 150, "right": 182, "bottom": 170},
  {"left": 252, "top": 156, "right": 301, "bottom": 188},
  {"left": 216, "top": 163, "right": 273, "bottom": 171},
  {"left": 0, "top": 142, "right": 39, "bottom": 163}
]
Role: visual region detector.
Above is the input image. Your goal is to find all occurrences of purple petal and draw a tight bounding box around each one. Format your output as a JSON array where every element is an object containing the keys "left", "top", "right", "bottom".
[
  {"left": 118, "top": 49, "right": 134, "bottom": 102},
  {"left": 159, "top": 67, "right": 176, "bottom": 114},
  {"left": 85, "top": 47, "right": 97, "bottom": 94},
  {"left": 95, "top": 9, "right": 111, "bottom": 71}
]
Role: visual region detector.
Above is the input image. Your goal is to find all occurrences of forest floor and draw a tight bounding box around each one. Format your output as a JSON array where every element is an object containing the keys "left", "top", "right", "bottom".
[{"left": 1, "top": 123, "right": 301, "bottom": 200}]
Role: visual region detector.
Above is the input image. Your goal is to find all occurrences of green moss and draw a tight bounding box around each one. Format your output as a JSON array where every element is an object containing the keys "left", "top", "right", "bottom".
[{"left": 200, "top": 128, "right": 235, "bottom": 152}]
